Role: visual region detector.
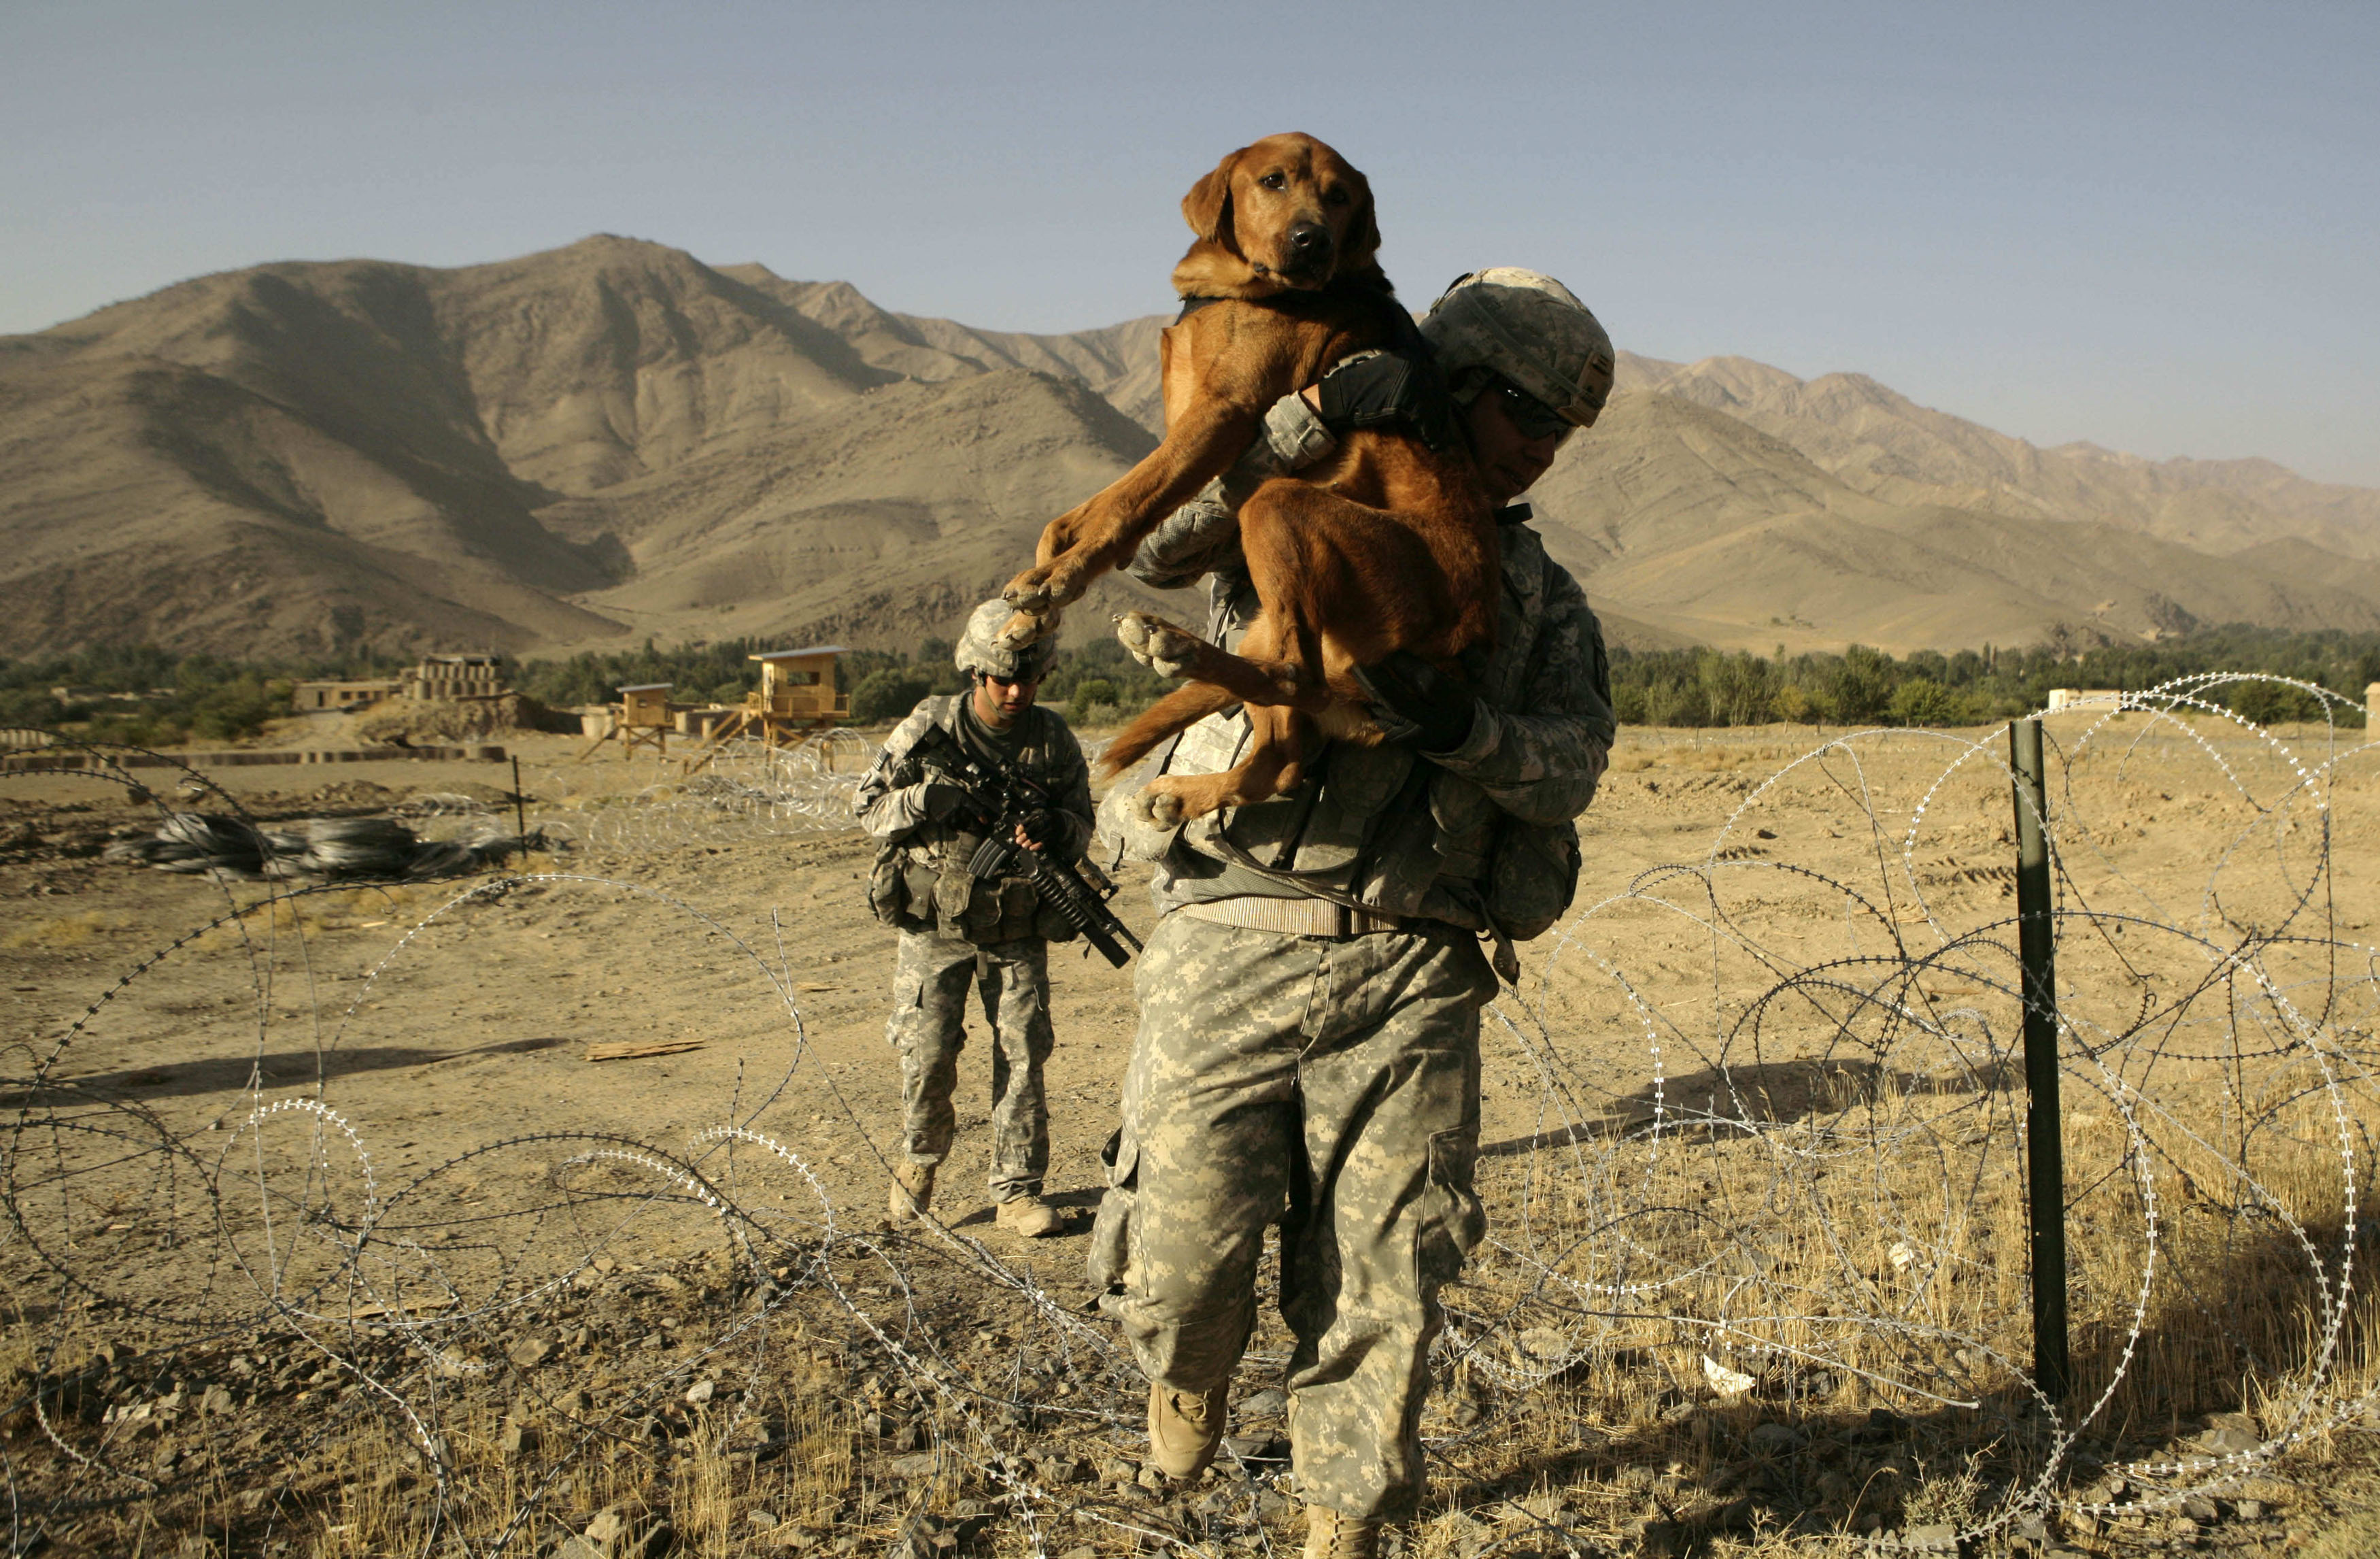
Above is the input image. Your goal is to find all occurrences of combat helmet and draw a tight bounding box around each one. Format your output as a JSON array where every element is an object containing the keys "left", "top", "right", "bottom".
[
  {"left": 955, "top": 599, "right": 1060, "bottom": 682},
  {"left": 1421, "top": 268, "right": 1616, "bottom": 429}
]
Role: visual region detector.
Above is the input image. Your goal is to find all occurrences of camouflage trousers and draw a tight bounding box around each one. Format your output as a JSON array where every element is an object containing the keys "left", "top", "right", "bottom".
[
  {"left": 1093, "top": 911, "right": 1495, "bottom": 1518},
  {"left": 885, "top": 930, "right": 1053, "bottom": 1203}
]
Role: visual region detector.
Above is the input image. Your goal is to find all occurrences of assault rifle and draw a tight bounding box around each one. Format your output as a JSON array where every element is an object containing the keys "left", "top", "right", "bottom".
[{"left": 908, "top": 722, "right": 1142, "bottom": 969}]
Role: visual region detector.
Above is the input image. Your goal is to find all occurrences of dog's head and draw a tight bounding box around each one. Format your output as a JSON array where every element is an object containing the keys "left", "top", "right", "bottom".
[{"left": 1172, "top": 133, "right": 1382, "bottom": 299}]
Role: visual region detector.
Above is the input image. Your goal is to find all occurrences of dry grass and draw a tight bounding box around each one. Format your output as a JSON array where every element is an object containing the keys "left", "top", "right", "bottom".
[
  {"left": 13, "top": 1064, "right": 2377, "bottom": 1557},
  {"left": 10, "top": 722, "right": 2376, "bottom": 1556},
  {"left": 0, "top": 1320, "right": 870, "bottom": 1556},
  {"left": 1606, "top": 742, "right": 1792, "bottom": 776},
  {"left": 2, "top": 906, "right": 131, "bottom": 948}
]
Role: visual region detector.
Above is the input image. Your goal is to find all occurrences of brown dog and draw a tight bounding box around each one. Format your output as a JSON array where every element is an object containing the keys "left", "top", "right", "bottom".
[
  {"left": 1095, "top": 379, "right": 1497, "bottom": 825},
  {"left": 1000, "top": 133, "right": 1499, "bottom": 825},
  {"left": 998, "top": 133, "right": 1401, "bottom": 643}
]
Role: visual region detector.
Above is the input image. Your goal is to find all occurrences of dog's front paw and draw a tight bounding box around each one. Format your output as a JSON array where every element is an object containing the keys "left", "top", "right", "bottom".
[
  {"left": 1130, "top": 783, "right": 1189, "bottom": 830},
  {"left": 1113, "top": 611, "right": 1204, "bottom": 680},
  {"left": 998, "top": 604, "right": 1063, "bottom": 650},
  {"left": 1002, "top": 565, "right": 1055, "bottom": 615}
]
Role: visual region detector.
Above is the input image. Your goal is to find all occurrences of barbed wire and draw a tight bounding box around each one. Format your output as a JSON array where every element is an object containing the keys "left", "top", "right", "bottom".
[
  {"left": 2, "top": 682, "right": 2374, "bottom": 1555},
  {"left": 499, "top": 731, "right": 879, "bottom": 860}
]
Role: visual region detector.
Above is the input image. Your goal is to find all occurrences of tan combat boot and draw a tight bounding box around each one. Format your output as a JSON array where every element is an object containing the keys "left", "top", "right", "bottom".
[
  {"left": 1146, "top": 1381, "right": 1229, "bottom": 1479},
  {"left": 994, "top": 1195, "right": 1064, "bottom": 1237},
  {"left": 1302, "top": 1505, "right": 1382, "bottom": 1559},
  {"left": 889, "top": 1161, "right": 935, "bottom": 1222}
]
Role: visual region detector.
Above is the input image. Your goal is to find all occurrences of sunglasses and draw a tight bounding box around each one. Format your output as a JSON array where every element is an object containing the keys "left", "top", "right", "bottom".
[{"left": 1491, "top": 378, "right": 1574, "bottom": 443}]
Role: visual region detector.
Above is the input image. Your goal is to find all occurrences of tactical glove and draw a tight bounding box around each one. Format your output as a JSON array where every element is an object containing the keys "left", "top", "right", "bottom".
[
  {"left": 1349, "top": 651, "right": 1478, "bottom": 754},
  {"left": 1313, "top": 348, "right": 1463, "bottom": 455},
  {"left": 919, "top": 780, "right": 968, "bottom": 821}
]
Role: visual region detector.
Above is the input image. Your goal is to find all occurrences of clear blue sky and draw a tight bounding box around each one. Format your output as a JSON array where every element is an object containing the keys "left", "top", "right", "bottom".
[{"left": 5, "top": 1, "right": 2375, "bottom": 484}]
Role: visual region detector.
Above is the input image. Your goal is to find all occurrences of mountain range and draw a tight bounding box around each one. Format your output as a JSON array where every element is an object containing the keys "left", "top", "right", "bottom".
[{"left": 3, "top": 233, "right": 2374, "bottom": 661}]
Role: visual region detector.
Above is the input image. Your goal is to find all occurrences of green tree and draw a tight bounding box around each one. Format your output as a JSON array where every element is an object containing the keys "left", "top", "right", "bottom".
[
  {"left": 1644, "top": 677, "right": 1701, "bottom": 727},
  {"left": 1888, "top": 676, "right": 1960, "bottom": 728},
  {"left": 2221, "top": 677, "right": 2324, "bottom": 727},
  {"left": 1824, "top": 646, "right": 1899, "bottom": 724},
  {"left": 188, "top": 677, "right": 285, "bottom": 741},
  {"left": 1696, "top": 650, "right": 1773, "bottom": 726},
  {"left": 851, "top": 669, "right": 931, "bottom": 724}
]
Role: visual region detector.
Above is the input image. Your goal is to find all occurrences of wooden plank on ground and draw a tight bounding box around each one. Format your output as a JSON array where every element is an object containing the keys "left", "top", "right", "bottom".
[{"left": 585, "top": 1039, "right": 708, "bottom": 1062}]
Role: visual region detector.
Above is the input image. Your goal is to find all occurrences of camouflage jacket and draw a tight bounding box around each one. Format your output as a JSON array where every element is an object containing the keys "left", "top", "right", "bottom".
[
  {"left": 1106, "top": 397, "right": 1615, "bottom": 937},
  {"left": 854, "top": 695, "right": 1094, "bottom": 941}
]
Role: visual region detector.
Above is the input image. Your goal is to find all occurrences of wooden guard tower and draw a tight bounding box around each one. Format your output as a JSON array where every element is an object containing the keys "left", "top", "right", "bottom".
[
  {"left": 679, "top": 646, "right": 851, "bottom": 775},
  {"left": 572, "top": 682, "right": 676, "bottom": 761}
]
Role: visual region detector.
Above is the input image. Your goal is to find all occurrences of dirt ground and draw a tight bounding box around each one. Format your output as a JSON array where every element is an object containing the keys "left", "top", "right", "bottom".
[{"left": 4, "top": 713, "right": 2377, "bottom": 1556}]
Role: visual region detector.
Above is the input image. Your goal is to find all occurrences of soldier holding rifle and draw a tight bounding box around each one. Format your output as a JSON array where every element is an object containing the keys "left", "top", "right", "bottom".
[{"left": 853, "top": 600, "right": 1110, "bottom": 1237}]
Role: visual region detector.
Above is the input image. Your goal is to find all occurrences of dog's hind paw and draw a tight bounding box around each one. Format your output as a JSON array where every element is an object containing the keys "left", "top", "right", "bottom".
[
  {"left": 1113, "top": 611, "right": 1204, "bottom": 680},
  {"left": 1130, "top": 784, "right": 1188, "bottom": 830}
]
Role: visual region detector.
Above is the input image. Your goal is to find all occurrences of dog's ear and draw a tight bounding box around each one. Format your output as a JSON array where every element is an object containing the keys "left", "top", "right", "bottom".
[
  {"left": 1339, "top": 167, "right": 1383, "bottom": 282},
  {"left": 1181, "top": 147, "right": 1242, "bottom": 246}
]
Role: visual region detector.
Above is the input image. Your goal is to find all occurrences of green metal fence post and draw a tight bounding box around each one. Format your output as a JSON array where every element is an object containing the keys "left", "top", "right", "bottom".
[{"left": 2010, "top": 717, "right": 2072, "bottom": 1403}]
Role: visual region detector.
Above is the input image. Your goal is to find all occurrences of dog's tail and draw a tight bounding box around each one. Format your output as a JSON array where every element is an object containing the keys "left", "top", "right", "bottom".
[{"left": 1098, "top": 682, "right": 1238, "bottom": 778}]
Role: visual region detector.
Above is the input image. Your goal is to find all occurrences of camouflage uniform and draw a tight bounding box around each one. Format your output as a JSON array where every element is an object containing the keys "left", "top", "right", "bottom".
[
  {"left": 855, "top": 694, "right": 1093, "bottom": 1203},
  {"left": 1089, "top": 393, "right": 1615, "bottom": 1519}
]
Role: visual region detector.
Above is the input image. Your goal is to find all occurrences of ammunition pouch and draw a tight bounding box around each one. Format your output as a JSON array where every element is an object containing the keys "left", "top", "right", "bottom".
[
  {"left": 878, "top": 824, "right": 1086, "bottom": 948},
  {"left": 868, "top": 843, "right": 933, "bottom": 931},
  {"left": 921, "top": 833, "right": 1066, "bottom": 945},
  {"left": 1480, "top": 816, "right": 1580, "bottom": 942}
]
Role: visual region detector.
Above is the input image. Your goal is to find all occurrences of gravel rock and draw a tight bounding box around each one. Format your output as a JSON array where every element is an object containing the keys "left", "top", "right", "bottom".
[
  {"left": 1745, "top": 1421, "right": 1807, "bottom": 1457},
  {"left": 2197, "top": 1424, "right": 2260, "bottom": 1456},
  {"left": 1237, "top": 1387, "right": 1288, "bottom": 1419},
  {"left": 585, "top": 1503, "right": 646, "bottom": 1543}
]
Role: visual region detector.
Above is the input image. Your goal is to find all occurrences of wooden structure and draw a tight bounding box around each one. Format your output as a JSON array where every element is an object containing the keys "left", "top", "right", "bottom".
[
  {"left": 292, "top": 677, "right": 404, "bottom": 714},
  {"left": 576, "top": 682, "right": 675, "bottom": 760},
  {"left": 405, "top": 654, "right": 506, "bottom": 702},
  {"left": 296, "top": 654, "right": 506, "bottom": 716},
  {"left": 679, "top": 646, "right": 851, "bottom": 775},
  {"left": 617, "top": 684, "right": 674, "bottom": 758}
]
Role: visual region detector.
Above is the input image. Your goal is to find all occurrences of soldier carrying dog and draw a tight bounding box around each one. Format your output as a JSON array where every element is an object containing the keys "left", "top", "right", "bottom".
[{"left": 1091, "top": 271, "right": 1620, "bottom": 1558}]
